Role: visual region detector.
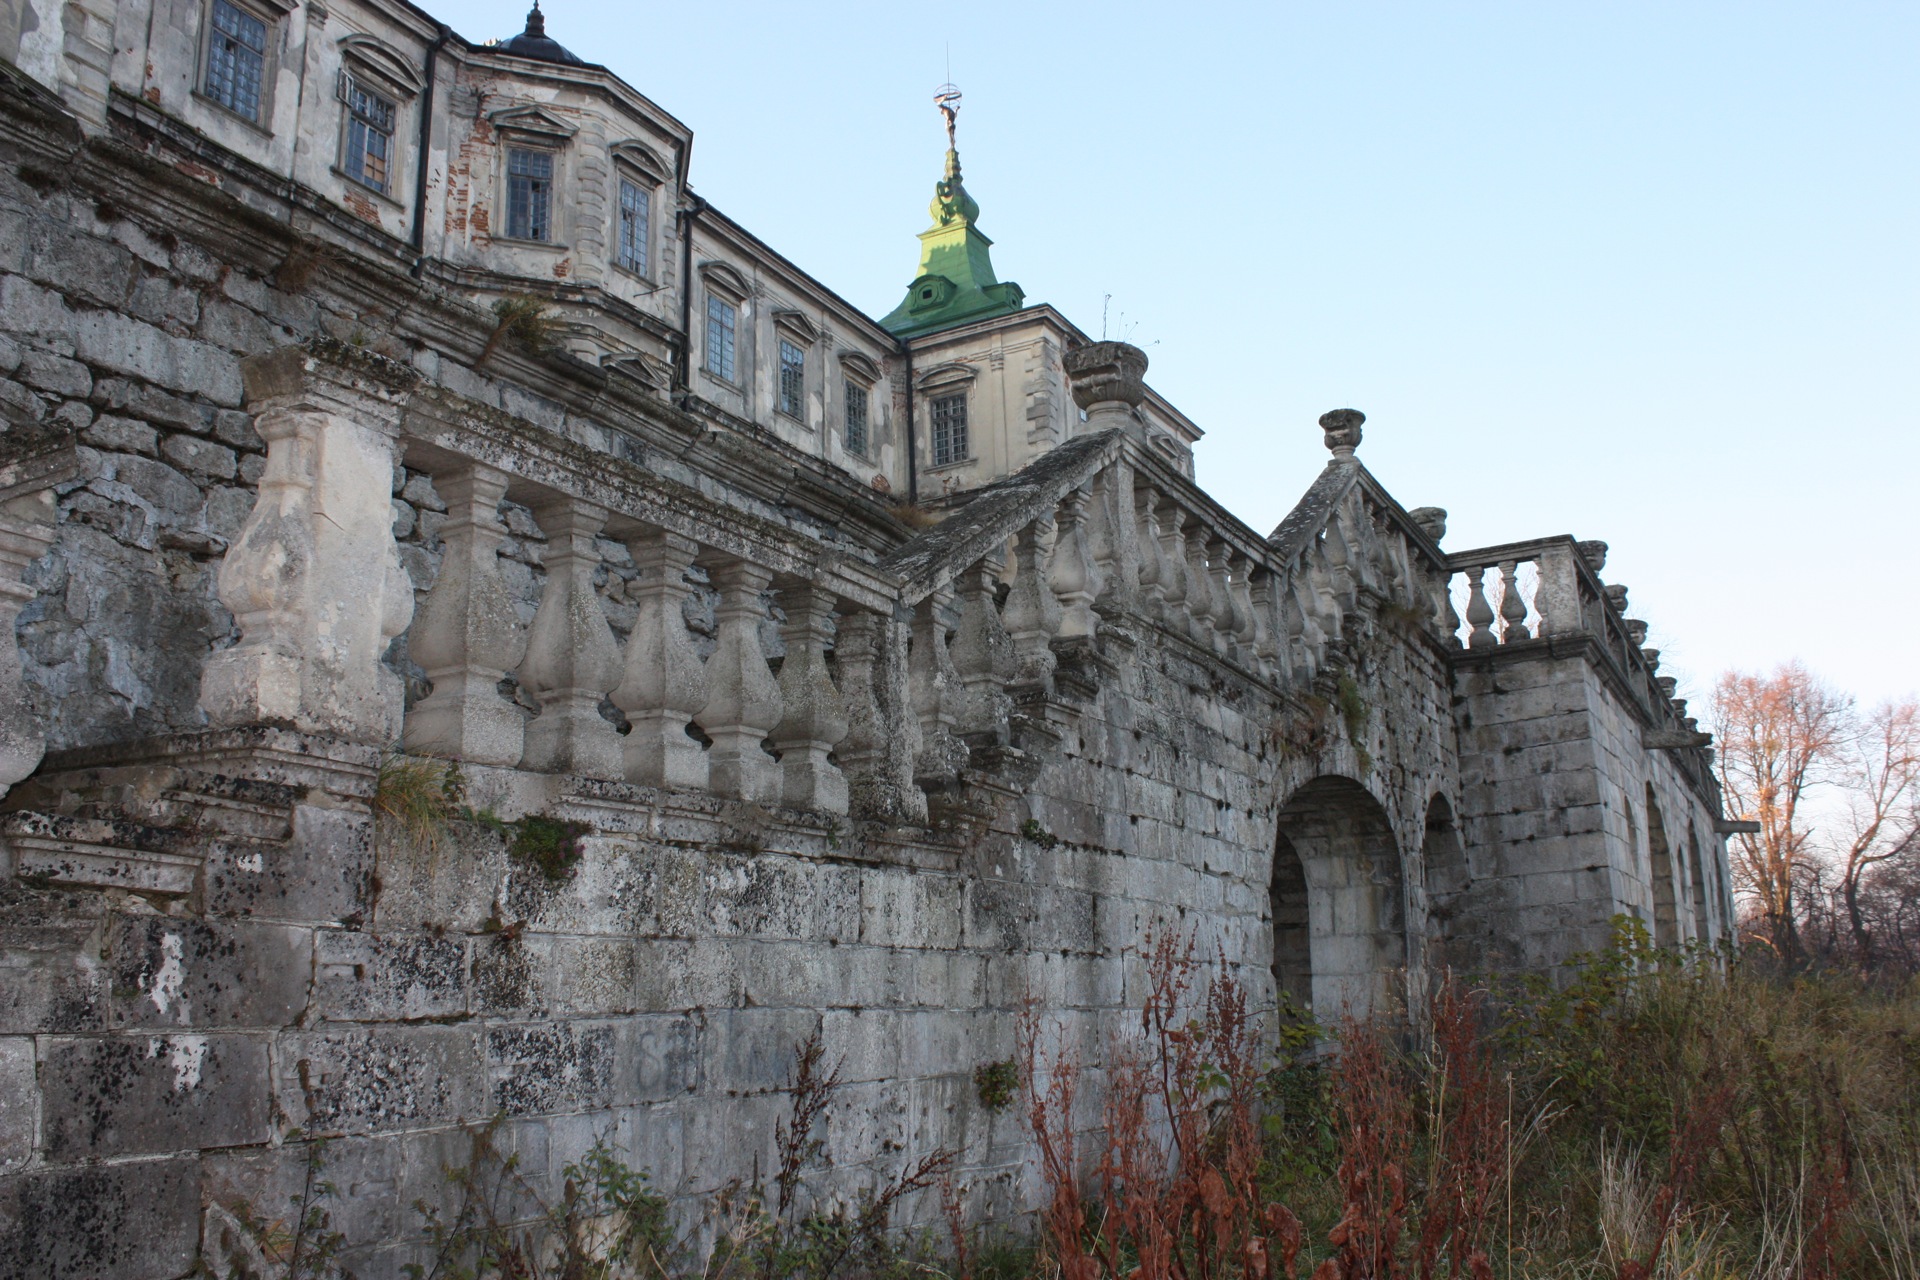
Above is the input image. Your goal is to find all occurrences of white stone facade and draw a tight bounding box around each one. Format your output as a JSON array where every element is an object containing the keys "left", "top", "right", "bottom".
[{"left": 0, "top": 7, "right": 1733, "bottom": 1276}]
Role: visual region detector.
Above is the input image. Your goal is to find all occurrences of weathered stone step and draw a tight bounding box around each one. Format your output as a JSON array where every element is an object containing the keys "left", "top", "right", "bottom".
[{"left": 2, "top": 810, "right": 203, "bottom": 895}]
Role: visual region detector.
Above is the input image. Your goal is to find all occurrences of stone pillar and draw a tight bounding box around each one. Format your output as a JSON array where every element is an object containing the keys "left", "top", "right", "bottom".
[
  {"left": 0, "top": 488, "right": 56, "bottom": 800},
  {"left": 1063, "top": 340, "right": 1149, "bottom": 440},
  {"left": 1534, "top": 541, "right": 1584, "bottom": 638},
  {"left": 769, "top": 581, "right": 849, "bottom": 814},
  {"left": 1003, "top": 519, "right": 1061, "bottom": 695},
  {"left": 836, "top": 609, "right": 926, "bottom": 823},
  {"left": 1090, "top": 461, "right": 1139, "bottom": 618},
  {"left": 696, "top": 558, "right": 782, "bottom": 803},
  {"left": 1049, "top": 488, "right": 1100, "bottom": 639},
  {"left": 612, "top": 529, "right": 709, "bottom": 790},
  {"left": 201, "top": 342, "right": 418, "bottom": 745},
  {"left": 518, "top": 496, "right": 623, "bottom": 779},
  {"left": 403, "top": 463, "right": 528, "bottom": 766},
  {"left": 949, "top": 553, "right": 1014, "bottom": 742}
]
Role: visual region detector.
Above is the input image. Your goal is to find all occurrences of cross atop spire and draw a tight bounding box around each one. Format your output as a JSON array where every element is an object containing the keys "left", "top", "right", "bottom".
[{"left": 934, "top": 82, "right": 962, "bottom": 151}]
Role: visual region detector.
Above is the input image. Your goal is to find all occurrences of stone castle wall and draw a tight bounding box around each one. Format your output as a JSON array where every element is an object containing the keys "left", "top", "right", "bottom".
[{"left": 0, "top": 41, "right": 1733, "bottom": 1280}]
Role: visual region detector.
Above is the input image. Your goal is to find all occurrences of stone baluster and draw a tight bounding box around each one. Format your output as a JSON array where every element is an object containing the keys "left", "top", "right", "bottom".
[
  {"left": 1206, "top": 539, "right": 1241, "bottom": 658},
  {"left": 1248, "top": 563, "right": 1283, "bottom": 681},
  {"left": 1463, "top": 567, "right": 1498, "bottom": 649},
  {"left": 1305, "top": 547, "right": 1344, "bottom": 643},
  {"left": 611, "top": 529, "right": 708, "bottom": 789},
  {"left": 518, "top": 496, "right": 623, "bottom": 779},
  {"left": 1049, "top": 488, "right": 1101, "bottom": 639},
  {"left": 950, "top": 553, "right": 1015, "bottom": 742},
  {"left": 910, "top": 588, "right": 970, "bottom": 784},
  {"left": 835, "top": 610, "right": 926, "bottom": 823},
  {"left": 1324, "top": 516, "right": 1359, "bottom": 611},
  {"left": 1438, "top": 577, "right": 1463, "bottom": 648},
  {"left": 201, "top": 341, "right": 417, "bottom": 744},
  {"left": 1133, "top": 483, "right": 1167, "bottom": 618},
  {"left": 1285, "top": 573, "right": 1321, "bottom": 682},
  {"left": 1497, "top": 559, "right": 1530, "bottom": 642},
  {"left": 1226, "top": 550, "right": 1258, "bottom": 662},
  {"left": 1154, "top": 495, "right": 1188, "bottom": 630},
  {"left": 696, "top": 557, "right": 783, "bottom": 803},
  {"left": 0, "top": 479, "right": 60, "bottom": 801},
  {"left": 769, "top": 582, "right": 848, "bottom": 813},
  {"left": 404, "top": 463, "right": 528, "bottom": 766},
  {"left": 1003, "top": 519, "right": 1061, "bottom": 694},
  {"left": 1181, "top": 517, "right": 1216, "bottom": 649},
  {"left": 1090, "top": 461, "right": 1139, "bottom": 619}
]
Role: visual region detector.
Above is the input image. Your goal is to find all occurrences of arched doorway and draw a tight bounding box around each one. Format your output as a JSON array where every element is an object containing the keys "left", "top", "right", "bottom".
[
  {"left": 1422, "top": 793, "right": 1477, "bottom": 973},
  {"left": 1687, "top": 824, "right": 1711, "bottom": 942},
  {"left": 1270, "top": 776, "right": 1406, "bottom": 1021},
  {"left": 1645, "top": 784, "right": 1678, "bottom": 948}
]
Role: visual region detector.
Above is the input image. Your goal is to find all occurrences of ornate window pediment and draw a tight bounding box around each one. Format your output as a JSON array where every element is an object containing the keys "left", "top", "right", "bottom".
[
  {"left": 773, "top": 310, "right": 819, "bottom": 346},
  {"left": 838, "top": 350, "right": 881, "bottom": 385},
  {"left": 698, "top": 260, "right": 750, "bottom": 303},
  {"left": 489, "top": 104, "right": 577, "bottom": 142},
  {"left": 915, "top": 361, "right": 976, "bottom": 392},
  {"left": 337, "top": 32, "right": 425, "bottom": 97},
  {"left": 610, "top": 139, "right": 671, "bottom": 184}
]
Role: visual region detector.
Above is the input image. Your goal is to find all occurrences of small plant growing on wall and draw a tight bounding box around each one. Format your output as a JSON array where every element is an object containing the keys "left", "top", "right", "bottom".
[
  {"left": 1020, "top": 817, "right": 1059, "bottom": 850},
  {"left": 974, "top": 1058, "right": 1019, "bottom": 1112},
  {"left": 510, "top": 813, "right": 593, "bottom": 883},
  {"left": 481, "top": 295, "right": 557, "bottom": 362}
]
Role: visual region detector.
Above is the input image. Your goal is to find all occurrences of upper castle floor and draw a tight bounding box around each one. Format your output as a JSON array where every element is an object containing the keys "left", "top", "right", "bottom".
[{"left": 0, "top": 0, "right": 1197, "bottom": 506}]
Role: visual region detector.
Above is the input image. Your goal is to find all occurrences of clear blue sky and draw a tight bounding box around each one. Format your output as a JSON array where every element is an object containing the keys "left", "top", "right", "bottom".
[{"left": 470, "top": 1, "right": 1918, "bottom": 708}]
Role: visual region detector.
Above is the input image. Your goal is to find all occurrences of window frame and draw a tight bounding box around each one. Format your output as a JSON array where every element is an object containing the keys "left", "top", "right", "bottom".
[
  {"left": 197, "top": 0, "right": 278, "bottom": 130},
  {"left": 929, "top": 391, "right": 970, "bottom": 468},
  {"left": 777, "top": 339, "right": 807, "bottom": 421},
  {"left": 842, "top": 378, "right": 871, "bottom": 458},
  {"left": 613, "top": 172, "right": 654, "bottom": 279},
  {"left": 703, "top": 292, "right": 739, "bottom": 384},
  {"left": 503, "top": 144, "right": 559, "bottom": 244},
  {"left": 338, "top": 73, "right": 400, "bottom": 198}
]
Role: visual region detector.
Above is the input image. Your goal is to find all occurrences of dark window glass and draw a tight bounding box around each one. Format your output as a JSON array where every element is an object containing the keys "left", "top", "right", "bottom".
[
  {"left": 779, "top": 340, "right": 805, "bottom": 417},
  {"left": 931, "top": 393, "right": 968, "bottom": 466},
  {"left": 844, "top": 380, "right": 869, "bottom": 455},
  {"left": 205, "top": 0, "right": 268, "bottom": 122},
  {"left": 617, "top": 178, "right": 650, "bottom": 274},
  {"left": 704, "top": 294, "right": 736, "bottom": 381},
  {"left": 344, "top": 79, "right": 397, "bottom": 194},
  {"left": 507, "top": 148, "right": 554, "bottom": 241}
]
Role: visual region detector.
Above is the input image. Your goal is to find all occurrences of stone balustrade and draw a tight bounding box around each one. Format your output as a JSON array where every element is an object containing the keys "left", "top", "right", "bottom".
[
  {"left": 0, "top": 425, "right": 80, "bottom": 802},
  {"left": 1445, "top": 536, "right": 1707, "bottom": 744}
]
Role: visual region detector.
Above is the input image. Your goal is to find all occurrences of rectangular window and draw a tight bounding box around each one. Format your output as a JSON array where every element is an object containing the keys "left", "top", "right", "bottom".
[
  {"left": 506, "top": 148, "right": 554, "bottom": 241},
  {"left": 704, "top": 294, "right": 736, "bottom": 382},
  {"left": 617, "top": 177, "right": 650, "bottom": 275},
  {"left": 205, "top": 0, "right": 268, "bottom": 123},
  {"left": 931, "top": 393, "right": 968, "bottom": 466},
  {"left": 778, "top": 340, "right": 806, "bottom": 418},
  {"left": 844, "top": 380, "right": 869, "bottom": 455},
  {"left": 344, "top": 79, "right": 397, "bottom": 194}
]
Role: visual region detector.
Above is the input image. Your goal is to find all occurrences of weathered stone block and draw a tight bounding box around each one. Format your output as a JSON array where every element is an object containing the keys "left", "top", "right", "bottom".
[
  {"left": 40, "top": 1032, "right": 271, "bottom": 1157},
  {"left": 0, "top": 1039, "right": 33, "bottom": 1172},
  {"left": 17, "top": 350, "right": 90, "bottom": 398},
  {"left": 280, "top": 1025, "right": 485, "bottom": 1134},
  {"left": 0, "top": 1159, "right": 199, "bottom": 1280},
  {"left": 206, "top": 804, "right": 374, "bottom": 923},
  {"left": 159, "top": 431, "right": 237, "bottom": 479},
  {"left": 106, "top": 915, "right": 310, "bottom": 1029},
  {"left": 314, "top": 929, "right": 467, "bottom": 1021},
  {"left": 488, "top": 1021, "right": 617, "bottom": 1114},
  {"left": 79, "top": 413, "right": 157, "bottom": 455}
]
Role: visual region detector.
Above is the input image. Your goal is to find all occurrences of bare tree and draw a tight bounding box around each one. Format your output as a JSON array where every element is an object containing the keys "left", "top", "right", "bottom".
[
  {"left": 1834, "top": 698, "right": 1920, "bottom": 964},
  {"left": 1711, "top": 663, "right": 1851, "bottom": 963}
]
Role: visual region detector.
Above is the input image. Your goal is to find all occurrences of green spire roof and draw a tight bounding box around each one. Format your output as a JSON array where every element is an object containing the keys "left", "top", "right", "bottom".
[{"left": 879, "top": 146, "right": 1024, "bottom": 338}]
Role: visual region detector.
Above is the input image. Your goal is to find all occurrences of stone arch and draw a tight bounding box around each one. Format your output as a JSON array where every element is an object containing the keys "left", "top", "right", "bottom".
[
  {"left": 1270, "top": 775, "right": 1406, "bottom": 1020},
  {"left": 1645, "top": 783, "right": 1679, "bottom": 947},
  {"left": 1421, "top": 793, "right": 1477, "bottom": 973}
]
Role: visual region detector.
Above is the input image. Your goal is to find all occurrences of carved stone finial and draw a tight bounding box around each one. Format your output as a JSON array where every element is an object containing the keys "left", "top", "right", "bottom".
[
  {"left": 1064, "top": 341, "right": 1148, "bottom": 415},
  {"left": 1319, "top": 408, "right": 1364, "bottom": 460},
  {"left": 1605, "top": 585, "right": 1630, "bottom": 615},
  {"left": 1407, "top": 506, "right": 1447, "bottom": 544},
  {"left": 1575, "top": 540, "right": 1608, "bottom": 573}
]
